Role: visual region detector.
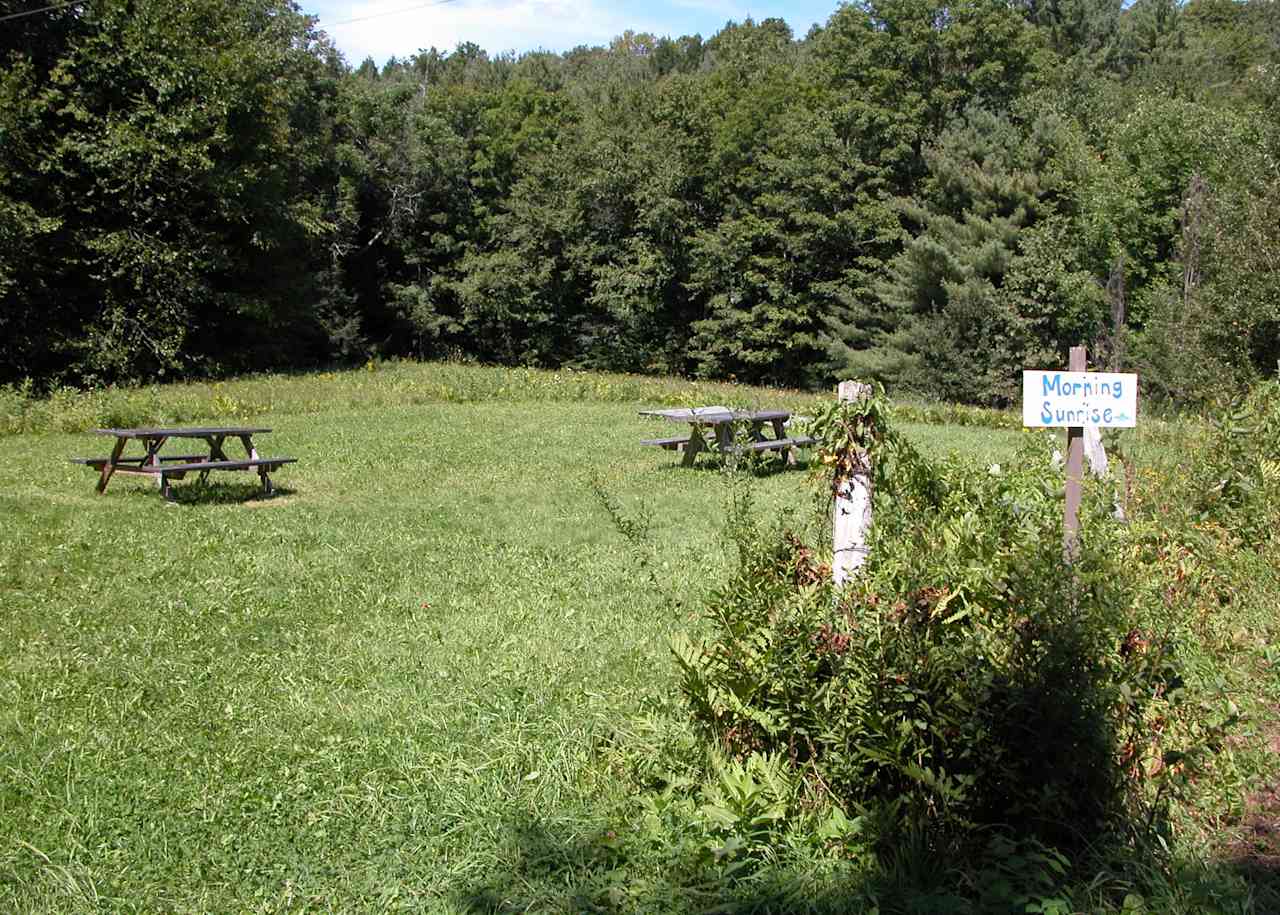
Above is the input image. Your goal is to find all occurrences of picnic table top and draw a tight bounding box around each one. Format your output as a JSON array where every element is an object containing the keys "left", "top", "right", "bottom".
[
  {"left": 638, "top": 406, "right": 792, "bottom": 423},
  {"left": 94, "top": 426, "right": 273, "bottom": 438}
]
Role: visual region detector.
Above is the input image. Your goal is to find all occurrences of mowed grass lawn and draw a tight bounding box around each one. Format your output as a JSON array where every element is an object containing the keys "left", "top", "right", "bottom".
[{"left": 0, "top": 380, "right": 1024, "bottom": 912}]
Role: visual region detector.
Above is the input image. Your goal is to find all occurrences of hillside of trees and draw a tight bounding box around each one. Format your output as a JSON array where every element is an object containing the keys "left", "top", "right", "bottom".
[{"left": 2, "top": 0, "right": 1277, "bottom": 406}]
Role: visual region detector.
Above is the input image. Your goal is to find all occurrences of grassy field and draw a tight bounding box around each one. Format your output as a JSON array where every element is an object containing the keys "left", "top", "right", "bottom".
[{"left": 0, "top": 362, "right": 1272, "bottom": 913}]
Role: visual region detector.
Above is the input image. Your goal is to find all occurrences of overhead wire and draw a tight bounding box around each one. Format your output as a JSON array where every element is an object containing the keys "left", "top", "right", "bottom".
[
  {"left": 0, "top": 0, "right": 85, "bottom": 24},
  {"left": 0, "top": 0, "right": 465, "bottom": 29}
]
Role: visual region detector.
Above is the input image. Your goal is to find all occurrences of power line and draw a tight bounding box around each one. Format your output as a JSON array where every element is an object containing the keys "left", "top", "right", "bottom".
[
  {"left": 0, "top": 0, "right": 465, "bottom": 29},
  {"left": 318, "top": 0, "right": 464, "bottom": 31},
  {"left": 0, "top": 0, "right": 84, "bottom": 24}
]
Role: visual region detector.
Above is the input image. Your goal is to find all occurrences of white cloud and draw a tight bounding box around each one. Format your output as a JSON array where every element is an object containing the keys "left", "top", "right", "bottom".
[{"left": 318, "top": 0, "right": 661, "bottom": 65}]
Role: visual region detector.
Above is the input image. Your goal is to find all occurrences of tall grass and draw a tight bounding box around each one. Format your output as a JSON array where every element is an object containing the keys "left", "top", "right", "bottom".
[
  {"left": 0, "top": 362, "right": 809, "bottom": 436},
  {"left": 1, "top": 360, "right": 1032, "bottom": 437},
  {"left": 0, "top": 362, "right": 1271, "bottom": 913}
]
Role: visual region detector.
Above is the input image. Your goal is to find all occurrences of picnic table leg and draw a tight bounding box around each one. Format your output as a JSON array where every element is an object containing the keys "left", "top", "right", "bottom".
[
  {"left": 142, "top": 436, "right": 168, "bottom": 464},
  {"left": 239, "top": 434, "right": 273, "bottom": 494},
  {"left": 96, "top": 437, "right": 128, "bottom": 494},
  {"left": 238, "top": 434, "right": 259, "bottom": 461},
  {"left": 681, "top": 428, "right": 706, "bottom": 467},
  {"left": 207, "top": 435, "right": 231, "bottom": 461},
  {"left": 239, "top": 435, "right": 260, "bottom": 478},
  {"left": 160, "top": 472, "right": 176, "bottom": 503},
  {"left": 770, "top": 418, "right": 798, "bottom": 465},
  {"left": 142, "top": 436, "right": 169, "bottom": 492},
  {"left": 714, "top": 423, "right": 740, "bottom": 470},
  {"left": 199, "top": 435, "right": 231, "bottom": 484}
]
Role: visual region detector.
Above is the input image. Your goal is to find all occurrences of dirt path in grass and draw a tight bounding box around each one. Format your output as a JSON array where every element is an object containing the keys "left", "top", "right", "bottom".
[{"left": 1222, "top": 712, "right": 1280, "bottom": 902}]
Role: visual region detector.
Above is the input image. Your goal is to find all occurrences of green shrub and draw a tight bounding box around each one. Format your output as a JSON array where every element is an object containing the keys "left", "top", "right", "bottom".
[
  {"left": 1189, "top": 379, "right": 1280, "bottom": 546},
  {"left": 674, "top": 391, "right": 1221, "bottom": 859}
]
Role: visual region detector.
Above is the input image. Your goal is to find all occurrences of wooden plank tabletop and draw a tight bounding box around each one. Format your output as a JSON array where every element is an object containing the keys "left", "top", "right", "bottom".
[
  {"left": 637, "top": 407, "right": 791, "bottom": 423},
  {"left": 93, "top": 426, "right": 273, "bottom": 437}
]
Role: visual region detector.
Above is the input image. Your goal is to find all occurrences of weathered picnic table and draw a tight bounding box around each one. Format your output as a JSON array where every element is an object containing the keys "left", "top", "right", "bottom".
[
  {"left": 71, "top": 426, "right": 296, "bottom": 501},
  {"left": 639, "top": 406, "right": 814, "bottom": 467}
]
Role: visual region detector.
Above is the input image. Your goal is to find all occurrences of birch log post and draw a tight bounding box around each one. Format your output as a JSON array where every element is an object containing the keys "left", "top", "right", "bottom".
[{"left": 833, "top": 381, "right": 873, "bottom": 589}]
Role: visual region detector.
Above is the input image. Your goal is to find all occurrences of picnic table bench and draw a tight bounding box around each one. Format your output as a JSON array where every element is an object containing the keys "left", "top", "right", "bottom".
[
  {"left": 71, "top": 426, "right": 296, "bottom": 501},
  {"left": 639, "top": 406, "right": 814, "bottom": 467}
]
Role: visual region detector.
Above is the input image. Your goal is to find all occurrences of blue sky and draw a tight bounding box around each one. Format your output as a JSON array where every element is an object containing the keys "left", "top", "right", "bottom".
[{"left": 304, "top": 0, "right": 841, "bottom": 67}]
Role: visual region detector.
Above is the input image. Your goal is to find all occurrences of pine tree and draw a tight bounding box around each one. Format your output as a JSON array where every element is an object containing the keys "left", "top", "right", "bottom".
[{"left": 878, "top": 107, "right": 1103, "bottom": 404}]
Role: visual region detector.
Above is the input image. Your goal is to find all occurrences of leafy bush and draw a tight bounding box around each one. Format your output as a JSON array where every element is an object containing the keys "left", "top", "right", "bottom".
[
  {"left": 1188, "top": 379, "right": 1280, "bottom": 546},
  {"left": 674, "top": 390, "right": 1230, "bottom": 860}
]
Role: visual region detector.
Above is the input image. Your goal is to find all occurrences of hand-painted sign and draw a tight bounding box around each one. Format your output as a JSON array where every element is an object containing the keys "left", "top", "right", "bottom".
[{"left": 1022, "top": 371, "right": 1138, "bottom": 428}]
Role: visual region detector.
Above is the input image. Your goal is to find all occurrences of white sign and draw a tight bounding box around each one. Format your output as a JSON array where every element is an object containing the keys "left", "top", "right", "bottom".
[{"left": 1022, "top": 371, "right": 1138, "bottom": 428}]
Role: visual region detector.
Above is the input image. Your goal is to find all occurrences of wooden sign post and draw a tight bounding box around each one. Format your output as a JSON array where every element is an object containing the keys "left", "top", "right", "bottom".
[
  {"left": 1022, "top": 347, "right": 1138, "bottom": 562},
  {"left": 1064, "top": 346, "right": 1086, "bottom": 560}
]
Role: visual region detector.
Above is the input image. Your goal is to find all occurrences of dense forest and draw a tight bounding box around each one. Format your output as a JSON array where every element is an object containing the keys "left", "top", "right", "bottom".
[{"left": 2, "top": 0, "right": 1277, "bottom": 405}]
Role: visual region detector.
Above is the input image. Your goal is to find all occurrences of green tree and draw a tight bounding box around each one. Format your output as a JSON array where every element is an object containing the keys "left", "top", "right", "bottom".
[
  {"left": 879, "top": 107, "right": 1102, "bottom": 404},
  {"left": 689, "top": 101, "right": 903, "bottom": 388},
  {"left": 1076, "top": 93, "right": 1264, "bottom": 323},
  {"left": 812, "top": 0, "right": 1044, "bottom": 194},
  {"left": 324, "top": 74, "right": 477, "bottom": 359},
  {"left": 1019, "top": 0, "right": 1124, "bottom": 61},
  {"left": 569, "top": 73, "right": 704, "bottom": 373},
  {"left": 0, "top": 0, "right": 343, "bottom": 384},
  {"left": 1131, "top": 115, "right": 1280, "bottom": 402}
]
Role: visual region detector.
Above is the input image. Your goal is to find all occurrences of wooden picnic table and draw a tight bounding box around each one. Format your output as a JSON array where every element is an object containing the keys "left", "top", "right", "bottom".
[
  {"left": 71, "top": 426, "right": 296, "bottom": 501},
  {"left": 638, "top": 406, "right": 814, "bottom": 467}
]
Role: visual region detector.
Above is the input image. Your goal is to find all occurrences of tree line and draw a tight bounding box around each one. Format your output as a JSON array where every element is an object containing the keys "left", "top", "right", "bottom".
[{"left": 2, "top": 0, "right": 1277, "bottom": 405}]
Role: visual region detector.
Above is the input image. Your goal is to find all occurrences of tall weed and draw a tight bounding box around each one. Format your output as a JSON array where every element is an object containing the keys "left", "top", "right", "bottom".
[{"left": 0, "top": 360, "right": 824, "bottom": 436}]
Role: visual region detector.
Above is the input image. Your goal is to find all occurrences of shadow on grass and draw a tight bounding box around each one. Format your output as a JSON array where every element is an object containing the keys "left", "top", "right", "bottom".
[
  {"left": 451, "top": 812, "right": 1280, "bottom": 915},
  {"left": 1224, "top": 858, "right": 1280, "bottom": 910},
  {"left": 1218, "top": 767, "right": 1280, "bottom": 911},
  {"left": 160, "top": 482, "right": 297, "bottom": 506},
  {"left": 450, "top": 814, "right": 857, "bottom": 915},
  {"left": 447, "top": 813, "right": 1026, "bottom": 915},
  {"left": 651, "top": 456, "right": 814, "bottom": 478}
]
